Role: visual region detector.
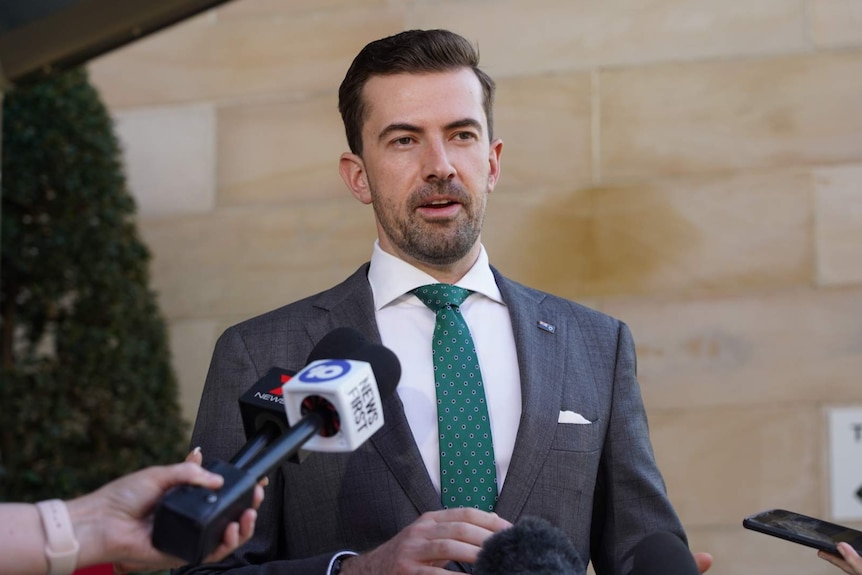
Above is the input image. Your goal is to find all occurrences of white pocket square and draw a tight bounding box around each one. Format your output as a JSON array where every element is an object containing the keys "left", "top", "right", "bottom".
[{"left": 558, "top": 410, "right": 592, "bottom": 424}]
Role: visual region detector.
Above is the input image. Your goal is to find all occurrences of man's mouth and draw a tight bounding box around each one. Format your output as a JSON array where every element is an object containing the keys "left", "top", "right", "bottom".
[
  {"left": 415, "top": 198, "right": 463, "bottom": 218},
  {"left": 424, "top": 199, "right": 458, "bottom": 208},
  {"left": 411, "top": 183, "right": 469, "bottom": 213}
]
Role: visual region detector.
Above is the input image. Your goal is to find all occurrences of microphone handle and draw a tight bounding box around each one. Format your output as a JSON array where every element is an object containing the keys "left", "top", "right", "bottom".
[
  {"left": 242, "top": 411, "right": 323, "bottom": 480},
  {"left": 152, "top": 459, "right": 257, "bottom": 564},
  {"left": 229, "top": 420, "right": 280, "bottom": 469}
]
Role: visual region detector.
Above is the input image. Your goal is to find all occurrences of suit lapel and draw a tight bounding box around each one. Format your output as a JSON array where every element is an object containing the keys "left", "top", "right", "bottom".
[
  {"left": 492, "top": 271, "right": 569, "bottom": 521},
  {"left": 370, "top": 392, "right": 444, "bottom": 513},
  {"left": 307, "top": 264, "right": 442, "bottom": 515},
  {"left": 304, "top": 264, "right": 380, "bottom": 346}
]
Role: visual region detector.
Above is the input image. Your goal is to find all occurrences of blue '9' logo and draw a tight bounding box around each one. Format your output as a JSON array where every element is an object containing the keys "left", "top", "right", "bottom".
[{"left": 298, "top": 360, "right": 351, "bottom": 383}]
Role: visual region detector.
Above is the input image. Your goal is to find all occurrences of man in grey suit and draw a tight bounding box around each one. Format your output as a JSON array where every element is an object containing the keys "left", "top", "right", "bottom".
[{"left": 181, "top": 29, "right": 711, "bottom": 575}]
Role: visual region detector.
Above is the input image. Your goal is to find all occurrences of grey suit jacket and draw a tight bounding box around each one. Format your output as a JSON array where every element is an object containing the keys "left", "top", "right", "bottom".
[{"left": 179, "top": 264, "right": 685, "bottom": 575}]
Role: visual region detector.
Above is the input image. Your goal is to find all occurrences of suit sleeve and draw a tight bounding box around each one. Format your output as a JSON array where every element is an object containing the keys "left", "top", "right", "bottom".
[
  {"left": 173, "top": 328, "right": 342, "bottom": 575},
  {"left": 589, "top": 321, "right": 686, "bottom": 575}
]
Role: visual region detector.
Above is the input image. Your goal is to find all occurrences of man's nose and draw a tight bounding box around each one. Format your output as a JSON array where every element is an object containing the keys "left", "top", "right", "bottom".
[{"left": 423, "top": 140, "right": 456, "bottom": 181}]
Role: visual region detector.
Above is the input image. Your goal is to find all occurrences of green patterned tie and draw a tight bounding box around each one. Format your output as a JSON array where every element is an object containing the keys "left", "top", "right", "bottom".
[{"left": 412, "top": 283, "right": 498, "bottom": 511}]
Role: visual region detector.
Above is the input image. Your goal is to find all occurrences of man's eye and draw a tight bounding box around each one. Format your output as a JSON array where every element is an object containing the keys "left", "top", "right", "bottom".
[
  {"left": 455, "top": 132, "right": 477, "bottom": 140},
  {"left": 394, "top": 137, "right": 413, "bottom": 145}
]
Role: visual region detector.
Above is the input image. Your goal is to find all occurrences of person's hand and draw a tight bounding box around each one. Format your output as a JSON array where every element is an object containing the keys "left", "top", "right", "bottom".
[
  {"left": 67, "top": 449, "right": 265, "bottom": 574},
  {"left": 693, "top": 551, "right": 713, "bottom": 573},
  {"left": 167, "top": 449, "right": 267, "bottom": 566},
  {"left": 819, "top": 542, "right": 862, "bottom": 575},
  {"left": 340, "top": 508, "right": 512, "bottom": 574}
]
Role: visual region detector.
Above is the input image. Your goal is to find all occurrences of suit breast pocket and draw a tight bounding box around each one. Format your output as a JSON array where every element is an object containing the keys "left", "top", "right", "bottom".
[{"left": 550, "top": 419, "right": 603, "bottom": 453}]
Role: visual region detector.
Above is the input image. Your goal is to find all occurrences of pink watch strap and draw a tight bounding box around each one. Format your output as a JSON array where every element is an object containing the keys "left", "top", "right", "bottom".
[{"left": 36, "top": 500, "right": 80, "bottom": 575}]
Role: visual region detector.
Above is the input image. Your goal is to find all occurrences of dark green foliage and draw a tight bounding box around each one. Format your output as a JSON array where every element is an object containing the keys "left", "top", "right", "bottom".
[{"left": 0, "top": 68, "right": 187, "bottom": 503}]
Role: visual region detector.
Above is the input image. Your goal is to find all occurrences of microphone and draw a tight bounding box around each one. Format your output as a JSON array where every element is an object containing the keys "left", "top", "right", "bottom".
[
  {"left": 632, "top": 531, "right": 699, "bottom": 575},
  {"left": 232, "top": 326, "right": 369, "bottom": 467},
  {"left": 238, "top": 338, "right": 400, "bottom": 477},
  {"left": 151, "top": 328, "right": 400, "bottom": 564},
  {"left": 283, "top": 339, "right": 400, "bottom": 453},
  {"left": 473, "top": 516, "right": 584, "bottom": 575},
  {"left": 234, "top": 327, "right": 399, "bottom": 466}
]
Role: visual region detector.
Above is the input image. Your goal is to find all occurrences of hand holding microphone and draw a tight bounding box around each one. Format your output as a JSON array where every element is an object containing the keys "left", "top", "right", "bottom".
[
  {"left": 111, "top": 448, "right": 263, "bottom": 575},
  {"left": 151, "top": 328, "right": 400, "bottom": 564}
]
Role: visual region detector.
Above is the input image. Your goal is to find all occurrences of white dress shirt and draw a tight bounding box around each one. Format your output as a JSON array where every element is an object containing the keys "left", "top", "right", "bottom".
[{"left": 368, "top": 241, "right": 522, "bottom": 494}]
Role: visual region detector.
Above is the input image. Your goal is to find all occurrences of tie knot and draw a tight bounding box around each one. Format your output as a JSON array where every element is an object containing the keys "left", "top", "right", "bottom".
[{"left": 412, "top": 283, "right": 473, "bottom": 312}]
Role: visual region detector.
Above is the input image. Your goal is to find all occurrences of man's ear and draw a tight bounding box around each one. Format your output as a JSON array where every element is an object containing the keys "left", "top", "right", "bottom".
[
  {"left": 339, "top": 152, "right": 372, "bottom": 204},
  {"left": 487, "top": 138, "right": 503, "bottom": 192}
]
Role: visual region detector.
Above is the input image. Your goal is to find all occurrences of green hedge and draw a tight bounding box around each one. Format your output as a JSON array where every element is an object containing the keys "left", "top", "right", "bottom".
[{"left": 0, "top": 68, "right": 187, "bottom": 504}]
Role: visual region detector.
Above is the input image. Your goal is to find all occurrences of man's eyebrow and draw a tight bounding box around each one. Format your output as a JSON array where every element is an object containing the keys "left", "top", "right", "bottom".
[
  {"left": 445, "top": 118, "right": 483, "bottom": 133},
  {"left": 378, "top": 123, "right": 423, "bottom": 143}
]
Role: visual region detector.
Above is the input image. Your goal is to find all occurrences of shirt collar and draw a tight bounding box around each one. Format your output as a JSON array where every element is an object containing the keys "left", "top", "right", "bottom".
[{"left": 368, "top": 240, "right": 504, "bottom": 310}]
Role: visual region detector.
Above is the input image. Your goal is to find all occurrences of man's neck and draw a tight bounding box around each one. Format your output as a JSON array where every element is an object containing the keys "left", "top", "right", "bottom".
[{"left": 381, "top": 244, "right": 481, "bottom": 285}]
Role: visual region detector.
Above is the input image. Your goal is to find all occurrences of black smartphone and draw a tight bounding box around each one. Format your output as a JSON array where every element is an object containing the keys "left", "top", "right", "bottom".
[{"left": 743, "top": 508, "right": 862, "bottom": 555}]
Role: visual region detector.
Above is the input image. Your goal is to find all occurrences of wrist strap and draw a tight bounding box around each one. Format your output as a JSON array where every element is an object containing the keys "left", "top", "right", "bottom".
[{"left": 36, "top": 500, "right": 80, "bottom": 575}]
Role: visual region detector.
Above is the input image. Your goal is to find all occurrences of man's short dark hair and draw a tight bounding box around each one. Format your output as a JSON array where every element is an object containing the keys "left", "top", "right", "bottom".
[{"left": 338, "top": 29, "right": 496, "bottom": 155}]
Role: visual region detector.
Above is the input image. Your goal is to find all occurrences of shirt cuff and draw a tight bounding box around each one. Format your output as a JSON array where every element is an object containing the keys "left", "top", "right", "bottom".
[{"left": 327, "top": 551, "right": 358, "bottom": 575}]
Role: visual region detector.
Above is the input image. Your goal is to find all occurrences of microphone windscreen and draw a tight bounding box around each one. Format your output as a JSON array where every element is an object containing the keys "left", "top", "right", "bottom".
[
  {"left": 632, "top": 531, "right": 698, "bottom": 575},
  {"left": 306, "top": 327, "right": 367, "bottom": 364},
  {"left": 348, "top": 343, "right": 401, "bottom": 398},
  {"left": 474, "top": 516, "right": 583, "bottom": 575}
]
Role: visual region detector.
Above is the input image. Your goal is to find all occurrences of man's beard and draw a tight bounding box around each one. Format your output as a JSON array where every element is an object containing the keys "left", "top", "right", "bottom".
[{"left": 371, "top": 180, "right": 486, "bottom": 266}]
